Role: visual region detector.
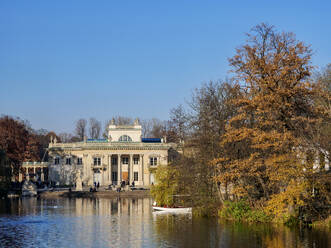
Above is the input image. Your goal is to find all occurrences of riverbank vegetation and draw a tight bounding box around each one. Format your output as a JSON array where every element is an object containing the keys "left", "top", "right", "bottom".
[{"left": 152, "top": 23, "right": 331, "bottom": 227}]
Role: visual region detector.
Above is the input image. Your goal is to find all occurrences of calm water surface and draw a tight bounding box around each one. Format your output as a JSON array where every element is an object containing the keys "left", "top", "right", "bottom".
[{"left": 0, "top": 197, "right": 330, "bottom": 248}]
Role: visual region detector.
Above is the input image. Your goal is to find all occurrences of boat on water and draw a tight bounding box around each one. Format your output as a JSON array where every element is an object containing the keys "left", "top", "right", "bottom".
[
  {"left": 7, "top": 192, "right": 20, "bottom": 198},
  {"left": 152, "top": 206, "right": 192, "bottom": 213},
  {"left": 152, "top": 200, "right": 192, "bottom": 213}
]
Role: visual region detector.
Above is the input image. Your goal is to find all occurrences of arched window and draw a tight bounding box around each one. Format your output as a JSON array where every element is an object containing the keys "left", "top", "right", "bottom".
[{"left": 118, "top": 135, "right": 132, "bottom": 142}]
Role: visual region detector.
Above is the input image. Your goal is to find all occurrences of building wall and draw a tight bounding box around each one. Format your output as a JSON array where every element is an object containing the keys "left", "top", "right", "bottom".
[
  {"left": 48, "top": 144, "right": 170, "bottom": 187},
  {"left": 108, "top": 124, "right": 142, "bottom": 142}
]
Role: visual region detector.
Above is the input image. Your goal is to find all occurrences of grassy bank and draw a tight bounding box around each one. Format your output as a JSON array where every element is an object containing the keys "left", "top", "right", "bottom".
[
  {"left": 218, "top": 200, "right": 331, "bottom": 229},
  {"left": 312, "top": 216, "right": 331, "bottom": 229},
  {"left": 219, "top": 200, "right": 272, "bottom": 223}
]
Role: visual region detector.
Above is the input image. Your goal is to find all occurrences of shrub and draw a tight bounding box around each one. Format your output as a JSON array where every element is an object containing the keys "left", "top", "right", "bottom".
[{"left": 219, "top": 200, "right": 272, "bottom": 223}]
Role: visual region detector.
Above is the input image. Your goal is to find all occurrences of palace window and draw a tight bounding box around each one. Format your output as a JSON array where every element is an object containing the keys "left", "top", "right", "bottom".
[
  {"left": 55, "top": 157, "right": 60, "bottom": 165},
  {"left": 118, "top": 135, "right": 132, "bottom": 142},
  {"left": 65, "top": 158, "right": 71, "bottom": 165},
  {"left": 134, "top": 172, "right": 138, "bottom": 181},
  {"left": 112, "top": 172, "right": 118, "bottom": 182},
  {"left": 111, "top": 157, "right": 118, "bottom": 165},
  {"left": 122, "top": 157, "right": 129, "bottom": 164},
  {"left": 150, "top": 157, "right": 157, "bottom": 166},
  {"left": 94, "top": 157, "right": 101, "bottom": 166},
  {"left": 77, "top": 158, "right": 83, "bottom": 165},
  {"left": 133, "top": 157, "right": 139, "bottom": 165}
]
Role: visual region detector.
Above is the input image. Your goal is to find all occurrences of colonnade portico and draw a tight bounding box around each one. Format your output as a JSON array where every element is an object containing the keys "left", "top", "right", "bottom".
[
  {"left": 19, "top": 162, "right": 48, "bottom": 182},
  {"left": 106, "top": 153, "right": 145, "bottom": 186}
]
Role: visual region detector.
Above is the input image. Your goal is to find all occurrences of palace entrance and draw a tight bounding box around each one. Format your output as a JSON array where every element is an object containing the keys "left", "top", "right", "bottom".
[
  {"left": 122, "top": 172, "right": 128, "bottom": 182},
  {"left": 93, "top": 169, "right": 102, "bottom": 185}
]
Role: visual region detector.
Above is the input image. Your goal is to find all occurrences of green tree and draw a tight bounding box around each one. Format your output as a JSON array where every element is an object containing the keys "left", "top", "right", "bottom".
[{"left": 150, "top": 165, "right": 179, "bottom": 206}]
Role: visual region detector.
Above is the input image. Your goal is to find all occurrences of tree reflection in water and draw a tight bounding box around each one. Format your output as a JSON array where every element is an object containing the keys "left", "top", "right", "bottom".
[{"left": 0, "top": 197, "right": 330, "bottom": 248}]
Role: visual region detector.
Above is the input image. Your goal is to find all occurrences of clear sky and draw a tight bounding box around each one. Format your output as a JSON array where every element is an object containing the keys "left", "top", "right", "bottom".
[{"left": 1, "top": 0, "right": 330, "bottom": 133}]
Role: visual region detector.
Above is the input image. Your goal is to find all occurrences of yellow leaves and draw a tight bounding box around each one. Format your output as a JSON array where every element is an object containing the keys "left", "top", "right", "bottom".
[
  {"left": 210, "top": 157, "right": 228, "bottom": 167},
  {"left": 210, "top": 24, "right": 329, "bottom": 221},
  {"left": 150, "top": 165, "right": 180, "bottom": 206},
  {"left": 265, "top": 181, "right": 308, "bottom": 218},
  {"left": 265, "top": 153, "right": 303, "bottom": 182}
]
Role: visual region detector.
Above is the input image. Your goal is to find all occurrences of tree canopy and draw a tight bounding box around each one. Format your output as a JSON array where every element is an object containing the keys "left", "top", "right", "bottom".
[{"left": 0, "top": 116, "right": 40, "bottom": 174}]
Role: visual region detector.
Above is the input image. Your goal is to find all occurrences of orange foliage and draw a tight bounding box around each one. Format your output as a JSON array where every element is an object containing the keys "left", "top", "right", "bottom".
[{"left": 213, "top": 24, "right": 330, "bottom": 220}]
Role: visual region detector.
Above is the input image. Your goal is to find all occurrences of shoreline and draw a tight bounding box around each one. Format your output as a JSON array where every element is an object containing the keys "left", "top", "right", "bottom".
[{"left": 39, "top": 190, "right": 151, "bottom": 199}]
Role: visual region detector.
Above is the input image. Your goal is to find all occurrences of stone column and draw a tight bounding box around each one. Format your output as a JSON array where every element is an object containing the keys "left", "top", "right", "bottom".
[
  {"left": 117, "top": 154, "right": 121, "bottom": 185},
  {"left": 109, "top": 155, "right": 112, "bottom": 185},
  {"left": 19, "top": 171, "right": 23, "bottom": 182},
  {"left": 141, "top": 154, "right": 144, "bottom": 186},
  {"left": 41, "top": 169, "right": 44, "bottom": 182},
  {"left": 138, "top": 154, "right": 142, "bottom": 185},
  {"left": 129, "top": 154, "right": 133, "bottom": 184}
]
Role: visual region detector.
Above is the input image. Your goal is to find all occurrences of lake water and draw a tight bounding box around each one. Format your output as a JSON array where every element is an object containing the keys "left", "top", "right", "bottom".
[{"left": 0, "top": 197, "right": 330, "bottom": 248}]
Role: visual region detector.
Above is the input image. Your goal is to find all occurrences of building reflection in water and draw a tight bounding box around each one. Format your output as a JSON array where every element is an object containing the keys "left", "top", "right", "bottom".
[
  {"left": 0, "top": 197, "right": 155, "bottom": 248},
  {"left": 0, "top": 197, "right": 330, "bottom": 248},
  {"left": 71, "top": 197, "right": 154, "bottom": 247}
]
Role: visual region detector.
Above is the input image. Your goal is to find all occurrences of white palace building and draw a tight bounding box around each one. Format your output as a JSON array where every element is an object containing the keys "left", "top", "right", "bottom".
[{"left": 20, "top": 119, "right": 176, "bottom": 187}]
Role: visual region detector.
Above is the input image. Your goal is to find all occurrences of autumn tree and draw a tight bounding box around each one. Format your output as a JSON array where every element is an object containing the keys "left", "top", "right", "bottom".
[
  {"left": 89, "top": 118, "right": 101, "bottom": 139},
  {"left": 75, "top": 119, "right": 87, "bottom": 141},
  {"left": 167, "top": 105, "right": 188, "bottom": 143},
  {"left": 214, "top": 23, "right": 329, "bottom": 221},
  {"left": 183, "top": 81, "right": 240, "bottom": 215},
  {"left": 161, "top": 81, "right": 240, "bottom": 216},
  {"left": 45, "top": 131, "right": 61, "bottom": 143},
  {"left": 141, "top": 118, "right": 166, "bottom": 138},
  {"left": 150, "top": 165, "right": 180, "bottom": 206},
  {"left": 33, "top": 131, "right": 61, "bottom": 161},
  {"left": 0, "top": 116, "right": 40, "bottom": 176},
  {"left": 314, "top": 64, "right": 331, "bottom": 157},
  {"left": 103, "top": 116, "right": 134, "bottom": 138},
  {"left": 70, "top": 136, "right": 81, "bottom": 142},
  {"left": 113, "top": 116, "right": 133, "bottom": 125},
  {"left": 58, "top": 132, "right": 73, "bottom": 143},
  {"left": 23, "top": 135, "right": 39, "bottom": 162},
  {"left": 141, "top": 119, "right": 152, "bottom": 138}
]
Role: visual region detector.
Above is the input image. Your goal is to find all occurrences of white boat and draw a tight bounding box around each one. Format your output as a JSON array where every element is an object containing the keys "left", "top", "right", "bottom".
[
  {"left": 7, "top": 192, "right": 20, "bottom": 198},
  {"left": 152, "top": 206, "right": 192, "bottom": 213}
]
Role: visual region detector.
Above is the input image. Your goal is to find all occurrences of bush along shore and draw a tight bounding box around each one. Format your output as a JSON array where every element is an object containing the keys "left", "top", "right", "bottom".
[{"left": 217, "top": 199, "right": 331, "bottom": 229}]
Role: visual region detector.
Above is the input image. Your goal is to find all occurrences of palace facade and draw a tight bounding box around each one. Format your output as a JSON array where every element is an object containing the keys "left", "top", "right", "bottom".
[{"left": 45, "top": 119, "right": 176, "bottom": 187}]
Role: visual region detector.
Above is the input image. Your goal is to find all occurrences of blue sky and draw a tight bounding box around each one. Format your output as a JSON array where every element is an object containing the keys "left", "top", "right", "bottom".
[{"left": 1, "top": 0, "right": 330, "bottom": 133}]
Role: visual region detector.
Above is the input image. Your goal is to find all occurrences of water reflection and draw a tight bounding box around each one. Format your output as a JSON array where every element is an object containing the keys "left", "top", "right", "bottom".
[
  {"left": 0, "top": 197, "right": 330, "bottom": 248},
  {"left": 0, "top": 197, "right": 155, "bottom": 248}
]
